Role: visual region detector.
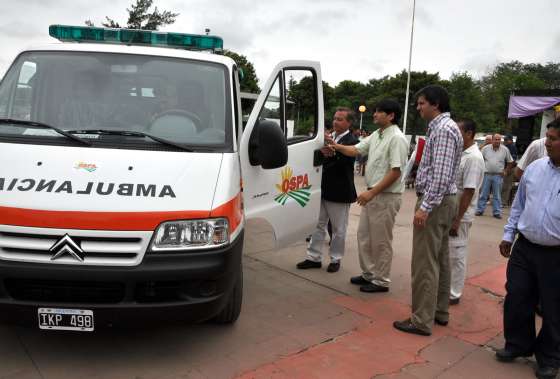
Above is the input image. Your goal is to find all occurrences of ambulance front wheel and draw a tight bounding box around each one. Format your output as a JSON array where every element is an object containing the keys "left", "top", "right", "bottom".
[{"left": 212, "top": 265, "right": 243, "bottom": 324}]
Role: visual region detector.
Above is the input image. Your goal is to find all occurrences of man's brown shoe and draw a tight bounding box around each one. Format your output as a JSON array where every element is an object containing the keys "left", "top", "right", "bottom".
[
  {"left": 393, "top": 319, "right": 431, "bottom": 336},
  {"left": 327, "top": 262, "right": 340, "bottom": 273}
]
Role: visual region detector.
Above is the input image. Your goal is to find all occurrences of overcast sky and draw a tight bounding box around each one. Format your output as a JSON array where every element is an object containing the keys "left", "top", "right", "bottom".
[{"left": 1, "top": 0, "right": 559, "bottom": 86}]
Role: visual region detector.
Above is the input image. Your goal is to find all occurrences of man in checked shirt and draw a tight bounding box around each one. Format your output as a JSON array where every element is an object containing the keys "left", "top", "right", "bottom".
[{"left": 394, "top": 85, "right": 463, "bottom": 336}]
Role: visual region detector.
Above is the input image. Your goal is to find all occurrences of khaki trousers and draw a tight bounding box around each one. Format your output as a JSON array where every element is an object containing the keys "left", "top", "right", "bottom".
[
  {"left": 411, "top": 195, "right": 457, "bottom": 333},
  {"left": 357, "top": 193, "right": 402, "bottom": 287}
]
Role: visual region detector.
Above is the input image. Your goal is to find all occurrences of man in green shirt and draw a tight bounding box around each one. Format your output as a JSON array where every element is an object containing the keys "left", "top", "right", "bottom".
[{"left": 328, "top": 99, "right": 409, "bottom": 292}]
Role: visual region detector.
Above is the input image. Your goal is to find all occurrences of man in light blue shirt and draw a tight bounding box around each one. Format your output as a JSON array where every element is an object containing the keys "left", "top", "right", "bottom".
[{"left": 496, "top": 119, "right": 560, "bottom": 379}]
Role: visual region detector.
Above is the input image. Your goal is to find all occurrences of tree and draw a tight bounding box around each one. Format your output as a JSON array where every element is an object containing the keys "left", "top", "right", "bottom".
[
  {"left": 480, "top": 61, "right": 546, "bottom": 132},
  {"left": 364, "top": 70, "right": 442, "bottom": 135},
  {"left": 522, "top": 62, "right": 560, "bottom": 89},
  {"left": 222, "top": 50, "right": 259, "bottom": 93},
  {"left": 447, "top": 72, "right": 494, "bottom": 133},
  {"left": 85, "top": 0, "right": 178, "bottom": 31}
]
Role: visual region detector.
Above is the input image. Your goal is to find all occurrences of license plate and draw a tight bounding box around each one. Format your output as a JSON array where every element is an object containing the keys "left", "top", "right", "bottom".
[{"left": 38, "top": 308, "right": 94, "bottom": 331}]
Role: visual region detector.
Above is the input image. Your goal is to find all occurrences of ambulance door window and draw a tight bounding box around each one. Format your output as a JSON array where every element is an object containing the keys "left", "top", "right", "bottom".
[
  {"left": 284, "top": 69, "right": 317, "bottom": 144},
  {"left": 258, "top": 75, "right": 284, "bottom": 134}
]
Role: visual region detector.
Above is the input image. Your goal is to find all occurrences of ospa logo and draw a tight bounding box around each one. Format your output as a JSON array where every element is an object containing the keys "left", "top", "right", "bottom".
[
  {"left": 75, "top": 162, "right": 97, "bottom": 172},
  {"left": 274, "top": 167, "right": 311, "bottom": 207}
]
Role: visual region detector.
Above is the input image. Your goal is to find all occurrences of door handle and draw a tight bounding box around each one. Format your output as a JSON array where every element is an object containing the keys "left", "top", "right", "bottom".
[{"left": 313, "top": 149, "right": 324, "bottom": 167}]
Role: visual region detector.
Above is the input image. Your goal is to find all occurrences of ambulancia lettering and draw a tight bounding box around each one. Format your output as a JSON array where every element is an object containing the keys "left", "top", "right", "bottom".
[{"left": 0, "top": 178, "right": 176, "bottom": 198}]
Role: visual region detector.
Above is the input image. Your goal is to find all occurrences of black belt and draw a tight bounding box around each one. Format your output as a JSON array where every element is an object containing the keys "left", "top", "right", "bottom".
[{"left": 518, "top": 233, "right": 560, "bottom": 250}]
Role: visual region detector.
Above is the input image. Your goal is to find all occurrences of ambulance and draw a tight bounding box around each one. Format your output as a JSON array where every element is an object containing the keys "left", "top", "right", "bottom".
[{"left": 0, "top": 25, "right": 324, "bottom": 330}]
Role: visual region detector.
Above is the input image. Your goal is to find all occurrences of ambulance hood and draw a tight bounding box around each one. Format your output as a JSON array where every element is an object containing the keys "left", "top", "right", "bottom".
[{"left": 0, "top": 143, "right": 223, "bottom": 213}]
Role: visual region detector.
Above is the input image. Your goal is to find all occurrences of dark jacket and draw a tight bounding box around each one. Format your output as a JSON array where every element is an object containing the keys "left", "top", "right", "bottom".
[{"left": 321, "top": 132, "right": 359, "bottom": 203}]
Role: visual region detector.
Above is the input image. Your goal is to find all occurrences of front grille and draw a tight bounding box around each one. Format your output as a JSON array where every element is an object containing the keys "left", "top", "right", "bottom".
[
  {"left": 5, "top": 278, "right": 125, "bottom": 304},
  {"left": 0, "top": 225, "right": 152, "bottom": 266}
]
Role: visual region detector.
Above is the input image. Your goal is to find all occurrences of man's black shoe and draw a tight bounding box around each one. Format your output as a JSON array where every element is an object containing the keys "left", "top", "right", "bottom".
[
  {"left": 327, "top": 262, "right": 340, "bottom": 273},
  {"left": 360, "top": 283, "right": 389, "bottom": 293},
  {"left": 296, "top": 259, "right": 322, "bottom": 269},
  {"left": 493, "top": 214, "right": 502, "bottom": 219},
  {"left": 350, "top": 276, "right": 370, "bottom": 285},
  {"left": 536, "top": 365, "right": 559, "bottom": 379},
  {"left": 475, "top": 211, "right": 483, "bottom": 216},
  {"left": 495, "top": 348, "right": 532, "bottom": 362},
  {"left": 435, "top": 318, "right": 448, "bottom": 326},
  {"left": 449, "top": 297, "right": 460, "bottom": 305},
  {"left": 393, "top": 319, "right": 431, "bottom": 336}
]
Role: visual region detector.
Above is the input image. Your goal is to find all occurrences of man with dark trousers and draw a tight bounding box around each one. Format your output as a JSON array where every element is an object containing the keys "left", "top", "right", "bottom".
[
  {"left": 496, "top": 119, "right": 560, "bottom": 379},
  {"left": 297, "top": 107, "right": 358, "bottom": 273}
]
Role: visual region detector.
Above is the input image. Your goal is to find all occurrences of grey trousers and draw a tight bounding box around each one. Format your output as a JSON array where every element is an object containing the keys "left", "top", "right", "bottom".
[
  {"left": 307, "top": 199, "right": 350, "bottom": 263},
  {"left": 411, "top": 195, "right": 458, "bottom": 333},
  {"left": 357, "top": 193, "right": 402, "bottom": 287}
]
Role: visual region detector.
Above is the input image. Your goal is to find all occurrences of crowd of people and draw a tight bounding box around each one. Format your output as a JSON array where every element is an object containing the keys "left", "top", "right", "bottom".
[{"left": 295, "top": 85, "right": 560, "bottom": 379}]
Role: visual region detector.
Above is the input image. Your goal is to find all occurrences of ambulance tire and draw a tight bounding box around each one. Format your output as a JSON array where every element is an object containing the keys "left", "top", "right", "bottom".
[{"left": 212, "top": 266, "right": 243, "bottom": 324}]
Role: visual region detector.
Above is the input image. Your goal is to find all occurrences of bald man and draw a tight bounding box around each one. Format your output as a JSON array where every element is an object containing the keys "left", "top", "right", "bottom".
[{"left": 475, "top": 134, "right": 513, "bottom": 219}]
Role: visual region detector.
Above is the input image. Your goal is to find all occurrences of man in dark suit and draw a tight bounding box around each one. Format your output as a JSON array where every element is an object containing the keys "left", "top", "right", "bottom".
[{"left": 297, "top": 107, "right": 359, "bottom": 273}]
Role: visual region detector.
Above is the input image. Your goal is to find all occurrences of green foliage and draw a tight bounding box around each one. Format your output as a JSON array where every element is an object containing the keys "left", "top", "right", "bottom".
[
  {"left": 480, "top": 61, "right": 547, "bottom": 132},
  {"left": 222, "top": 50, "right": 260, "bottom": 93},
  {"left": 294, "top": 116, "right": 315, "bottom": 136},
  {"left": 86, "top": 0, "right": 178, "bottom": 30},
  {"left": 447, "top": 72, "right": 493, "bottom": 133},
  {"left": 320, "top": 60, "right": 559, "bottom": 135}
]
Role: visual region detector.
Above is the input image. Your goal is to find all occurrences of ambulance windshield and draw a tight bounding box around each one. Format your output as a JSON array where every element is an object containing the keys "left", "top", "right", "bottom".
[{"left": 0, "top": 51, "right": 231, "bottom": 151}]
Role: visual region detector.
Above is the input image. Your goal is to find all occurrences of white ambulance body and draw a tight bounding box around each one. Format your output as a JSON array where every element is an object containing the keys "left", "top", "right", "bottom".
[{"left": 0, "top": 26, "right": 323, "bottom": 330}]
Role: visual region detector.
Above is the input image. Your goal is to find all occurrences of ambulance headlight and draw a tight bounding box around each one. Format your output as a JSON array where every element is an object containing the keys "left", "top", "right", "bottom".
[{"left": 150, "top": 218, "right": 229, "bottom": 251}]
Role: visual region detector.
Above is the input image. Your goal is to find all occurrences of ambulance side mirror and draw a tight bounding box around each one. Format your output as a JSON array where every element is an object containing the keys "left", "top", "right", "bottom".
[{"left": 249, "top": 119, "right": 288, "bottom": 169}]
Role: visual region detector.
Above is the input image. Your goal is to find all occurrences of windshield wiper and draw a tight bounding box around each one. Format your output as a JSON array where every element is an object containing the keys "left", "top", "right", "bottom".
[
  {"left": 66, "top": 129, "right": 193, "bottom": 152},
  {"left": 0, "top": 118, "right": 92, "bottom": 146}
]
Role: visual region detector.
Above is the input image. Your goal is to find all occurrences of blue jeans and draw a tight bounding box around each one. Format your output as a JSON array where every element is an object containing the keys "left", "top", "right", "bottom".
[{"left": 476, "top": 174, "right": 503, "bottom": 216}]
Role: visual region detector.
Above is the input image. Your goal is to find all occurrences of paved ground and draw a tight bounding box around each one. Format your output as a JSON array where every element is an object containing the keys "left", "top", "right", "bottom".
[{"left": 0, "top": 175, "right": 541, "bottom": 379}]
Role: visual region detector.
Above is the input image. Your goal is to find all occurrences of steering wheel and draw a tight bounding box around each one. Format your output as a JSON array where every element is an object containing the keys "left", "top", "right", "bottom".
[{"left": 150, "top": 109, "right": 203, "bottom": 131}]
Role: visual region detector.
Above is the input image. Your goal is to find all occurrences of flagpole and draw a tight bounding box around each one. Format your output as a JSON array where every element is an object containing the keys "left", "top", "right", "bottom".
[{"left": 402, "top": 0, "right": 416, "bottom": 135}]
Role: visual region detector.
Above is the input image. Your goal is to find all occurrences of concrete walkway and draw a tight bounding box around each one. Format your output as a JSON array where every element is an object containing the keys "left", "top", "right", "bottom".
[{"left": 238, "top": 174, "right": 539, "bottom": 379}]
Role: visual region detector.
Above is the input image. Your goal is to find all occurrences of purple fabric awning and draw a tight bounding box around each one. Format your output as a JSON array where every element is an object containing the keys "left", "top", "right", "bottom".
[{"left": 508, "top": 96, "right": 560, "bottom": 118}]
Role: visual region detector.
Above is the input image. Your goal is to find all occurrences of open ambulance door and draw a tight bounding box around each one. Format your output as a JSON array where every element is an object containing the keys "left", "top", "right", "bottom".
[{"left": 239, "top": 61, "right": 324, "bottom": 248}]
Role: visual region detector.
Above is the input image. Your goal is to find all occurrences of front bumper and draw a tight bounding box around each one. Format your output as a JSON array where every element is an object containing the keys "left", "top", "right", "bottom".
[{"left": 0, "top": 231, "right": 243, "bottom": 328}]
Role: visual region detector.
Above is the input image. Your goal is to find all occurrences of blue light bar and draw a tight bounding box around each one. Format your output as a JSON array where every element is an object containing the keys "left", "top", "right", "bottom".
[{"left": 48, "top": 25, "right": 223, "bottom": 52}]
